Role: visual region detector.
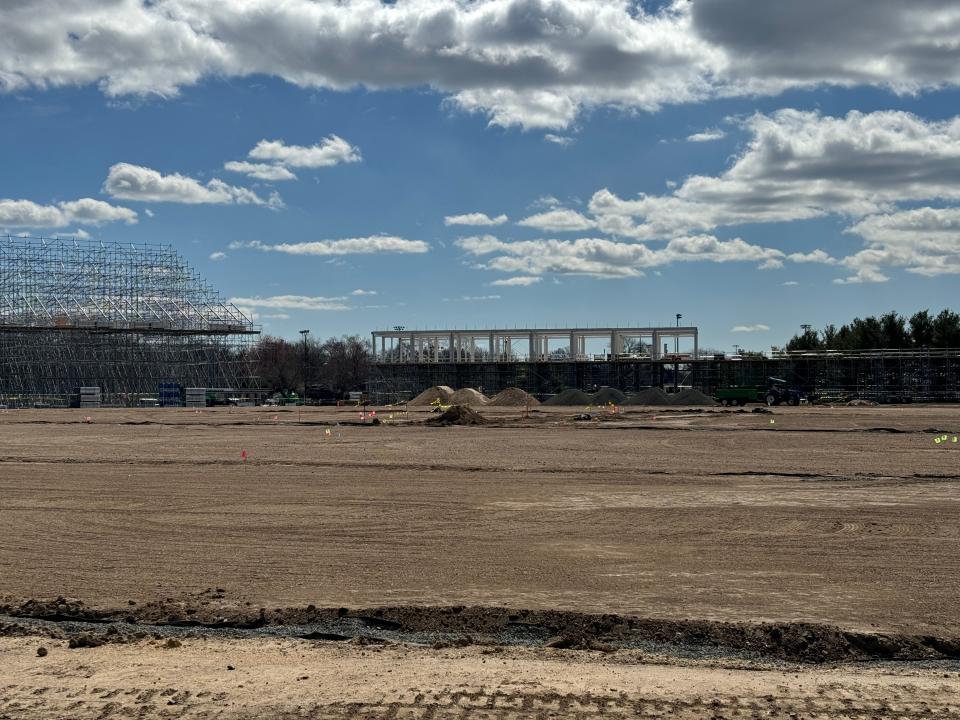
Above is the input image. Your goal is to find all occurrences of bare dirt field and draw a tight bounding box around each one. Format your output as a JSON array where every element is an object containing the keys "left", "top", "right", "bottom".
[{"left": 1, "top": 404, "right": 959, "bottom": 717}]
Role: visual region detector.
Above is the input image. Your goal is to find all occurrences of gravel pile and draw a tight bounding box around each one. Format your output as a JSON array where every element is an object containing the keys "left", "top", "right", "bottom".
[
  {"left": 408, "top": 385, "right": 454, "bottom": 406},
  {"left": 488, "top": 388, "right": 540, "bottom": 406},
  {"left": 591, "top": 387, "right": 627, "bottom": 405},
  {"left": 623, "top": 387, "right": 672, "bottom": 405},
  {"left": 543, "top": 389, "right": 593, "bottom": 406},
  {"left": 448, "top": 388, "right": 490, "bottom": 405}
]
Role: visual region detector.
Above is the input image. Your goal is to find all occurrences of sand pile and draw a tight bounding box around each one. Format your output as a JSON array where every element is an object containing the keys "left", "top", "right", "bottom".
[
  {"left": 448, "top": 388, "right": 490, "bottom": 405},
  {"left": 670, "top": 388, "right": 717, "bottom": 406},
  {"left": 425, "top": 405, "right": 488, "bottom": 426},
  {"left": 623, "top": 387, "right": 671, "bottom": 405},
  {"left": 488, "top": 388, "right": 540, "bottom": 407},
  {"left": 543, "top": 388, "right": 593, "bottom": 406},
  {"left": 408, "top": 385, "right": 454, "bottom": 406},
  {"left": 591, "top": 387, "right": 626, "bottom": 405}
]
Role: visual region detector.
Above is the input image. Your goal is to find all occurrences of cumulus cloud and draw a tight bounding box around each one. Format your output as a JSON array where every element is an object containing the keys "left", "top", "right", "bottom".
[
  {"left": 783, "top": 280, "right": 800, "bottom": 286},
  {"left": 104, "top": 163, "right": 283, "bottom": 208},
  {"left": 227, "top": 295, "right": 350, "bottom": 311},
  {"left": 209, "top": 251, "right": 227, "bottom": 261},
  {"left": 235, "top": 236, "right": 428, "bottom": 256},
  {"left": 7, "top": 1, "right": 959, "bottom": 129},
  {"left": 247, "top": 136, "right": 360, "bottom": 168},
  {"left": 351, "top": 288, "right": 378, "bottom": 296},
  {"left": 490, "top": 276, "right": 542, "bottom": 286},
  {"left": 731, "top": 324, "right": 771, "bottom": 332},
  {"left": 517, "top": 208, "right": 596, "bottom": 232},
  {"left": 444, "top": 212, "right": 508, "bottom": 226},
  {"left": 223, "top": 161, "right": 297, "bottom": 181},
  {"left": 456, "top": 234, "right": 783, "bottom": 278},
  {"left": 0, "top": 197, "right": 137, "bottom": 228},
  {"left": 686, "top": 128, "right": 726, "bottom": 142},
  {"left": 589, "top": 110, "right": 960, "bottom": 241},
  {"left": 839, "top": 206, "right": 960, "bottom": 282}
]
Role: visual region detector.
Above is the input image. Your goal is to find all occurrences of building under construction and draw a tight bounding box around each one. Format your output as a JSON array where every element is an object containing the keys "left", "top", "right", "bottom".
[
  {"left": 0, "top": 235, "right": 260, "bottom": 406},
  {"left": 368, "top": 326, "right": 960, "bottom": 404}
]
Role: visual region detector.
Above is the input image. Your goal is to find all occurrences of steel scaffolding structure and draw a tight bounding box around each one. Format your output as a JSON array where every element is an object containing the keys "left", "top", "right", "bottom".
[
  {"left": 0, "top": 235, "right": 260, "bottom": 406},
  {"left": 369, "top": 349, "right": 960, "bottom": 404}
]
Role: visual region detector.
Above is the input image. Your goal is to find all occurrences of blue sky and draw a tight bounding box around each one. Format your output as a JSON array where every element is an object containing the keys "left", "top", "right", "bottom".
[{"left": 3, "top": 1, "right": 960, "bottom": 353}]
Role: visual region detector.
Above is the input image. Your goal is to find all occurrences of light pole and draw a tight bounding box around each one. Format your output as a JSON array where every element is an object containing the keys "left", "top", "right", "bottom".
[
  {"left": 393, "top": 325, "right": 405, "bottom": 362},
  {"left": 675, "top": 313, "right": 682, "bottom": 354},
  {"left": 299, "top": 329, "right": 309, "bottom": 402}
]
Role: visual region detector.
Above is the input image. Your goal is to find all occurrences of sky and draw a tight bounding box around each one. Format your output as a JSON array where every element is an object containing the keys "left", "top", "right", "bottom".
[{"left": 2, "top": 0, "right": 960, "bottom": 353}]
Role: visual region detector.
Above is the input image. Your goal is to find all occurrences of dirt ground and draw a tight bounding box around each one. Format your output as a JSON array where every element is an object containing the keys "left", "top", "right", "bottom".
[
  {"left": 2, "top": 636, "right": 959, "bottom": 719},
  {"left": 1, "top": 404, "right": 959, "bottom": 717}
]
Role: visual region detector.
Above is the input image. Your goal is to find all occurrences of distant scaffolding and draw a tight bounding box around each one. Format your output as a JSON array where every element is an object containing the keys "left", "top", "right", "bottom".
[{"left": 0, "top": 235, "right": 260, "bottom": 405}]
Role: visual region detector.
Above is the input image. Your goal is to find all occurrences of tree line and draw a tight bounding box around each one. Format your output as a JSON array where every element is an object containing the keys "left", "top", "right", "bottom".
[
  {"left": 786, "top": 309, "right": 960, "bottom": 352},
  {"left": 246, "top": 334, "right": 369, "bottom": 397}
]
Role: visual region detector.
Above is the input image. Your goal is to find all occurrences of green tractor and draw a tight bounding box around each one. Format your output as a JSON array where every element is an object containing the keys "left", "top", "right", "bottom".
[{"left": 715, "top": 377, "right": 805, "bottom": 406}]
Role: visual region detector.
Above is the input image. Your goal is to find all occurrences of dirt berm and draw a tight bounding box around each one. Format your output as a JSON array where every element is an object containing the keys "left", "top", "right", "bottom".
[
  {"left": 425, "top": 405, "right": 488, "bottom": 426},
  {"left": 3, "top": 597, "right": 959, "bottom": 664}
]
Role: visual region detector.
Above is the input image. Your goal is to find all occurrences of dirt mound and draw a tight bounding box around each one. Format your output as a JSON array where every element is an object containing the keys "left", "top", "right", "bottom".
[
  {"left": 847, "top": 399, "right": 879, "bottom": 407},
  {"left": 408, "top": 385, "right": 454, "bottom": 406},
  {"left": 543, "top": 389, "right": 592, "bottom": 406},
  {"left": 425, "top": 405, "right": 488, "bottom": 426},
  {"left": 669, "top": 388, "right": 717, "bottom": 406},
  {"left": 590, "top": 387, "right": 626, "bottom": 405},
  {"left": 448, "top": 388, "right": 490, "bottom": 406},
  {"left": 488, "top": 387, "right": 540, "bottom": 407},
  {"left": 623, "top": 387, "right": 671, "bottom": 405}
]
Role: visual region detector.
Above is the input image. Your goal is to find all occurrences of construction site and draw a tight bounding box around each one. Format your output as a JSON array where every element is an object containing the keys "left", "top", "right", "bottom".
[
  {"left": 0, "top": 235, "right": 260, "bottom": 408},
  {"left": 3, "top": 246, "right": 960, "bottom": 718},
  {"left": 369, "top": 326, "right": 960, "bottom": 405}
]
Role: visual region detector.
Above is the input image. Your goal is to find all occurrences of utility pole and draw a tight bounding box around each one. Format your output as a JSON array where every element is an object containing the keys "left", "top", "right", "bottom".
[
  {"left": 675, "top": 313, "right": 682, "bottom": 354},
  {"left": 299, "top": 329, "right": 310, "bottom": 402}
]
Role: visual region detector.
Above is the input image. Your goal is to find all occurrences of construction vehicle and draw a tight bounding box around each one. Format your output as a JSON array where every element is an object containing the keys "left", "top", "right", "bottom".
[{"left": 715, "top": 377, "right": 805, "bottom": 406}]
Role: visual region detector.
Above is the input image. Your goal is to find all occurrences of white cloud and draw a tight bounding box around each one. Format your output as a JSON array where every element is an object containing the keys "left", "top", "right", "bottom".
[
  {"left": 783, "top": 280, "right": 800, "bottom": 286},
  {"left": 144, "top": 208, "right": 155, "bottom": 218},
  {"left": 228, "top": 295, "right": 350, "bottom": 311},
  {"left": 446, "top": 295, "right": 501, "bottom": 302},
  {"left": 248, "top": 136, "right": 360, "bottom": 168},
  {"left": 209, "top": 251, "right": 227, "bottom": 261},
  {"left": 0, "top": 197, "right": 137, "bottom": 228},
  {"left": 686, "top": 129, "right": 725, "bottom": 142},
  {"left": 74, "top": 228, "right": 91, "bottom": 240},
  {"left": 224, "top": 161, "right": 297, "bottom": 181},
  {"left": 731, "top": 324, "right": 771, "bottom": 333},
  {"left": 589, "top": 110, "right": 960, "bottom": 241},
  {"left": 544, "top": 134, "right": 574, "bottom": 147},
  {"left": 444, "top": 212, "right": 508, "bottom": 227},
  {"left": 3, "top": 2, "right": 960, "bottom": 130},
  {"left": 787, "top": 249, "right": 838, "bottom": 264},
  {"left": 236, "top": 237, "right": 428, "bottom": 256},
  {"left": 517, "top": 208, "right": 596, "bottom": 233},
  {"left": 839, "top": 206, "right": 960, "bottom": 282},
  {"left": 261, "top": 313, "right": 291, "bottom": 320},
  {"left": 351, "top": 288, "right": 378, "bottom": 296},
  {"left": 456, "top": 234, "right": 783, "bottom": 278},
  {"left": 490, "top": 276, "right": 542, "bottom": 286},
  {"left": 104, "top": 163, "right": 283, "bottom": 208}
]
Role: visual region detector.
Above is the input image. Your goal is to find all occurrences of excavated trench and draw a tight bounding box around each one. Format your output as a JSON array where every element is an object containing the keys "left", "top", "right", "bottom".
[{"left": 3, "top": 595, "right": 960, "bottom": 667}]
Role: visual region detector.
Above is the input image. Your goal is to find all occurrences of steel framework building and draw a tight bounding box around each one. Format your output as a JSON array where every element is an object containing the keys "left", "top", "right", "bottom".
[
  {"left": 368, "top": 327, "right": 960, "bottom": 404},
  {"left": 0, "top": 235, "right": 260, "bottom": 406}
]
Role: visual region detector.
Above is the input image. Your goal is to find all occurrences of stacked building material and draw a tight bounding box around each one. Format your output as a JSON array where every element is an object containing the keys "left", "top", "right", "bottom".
[
  {"left": 159, "top": 382, "right": 184, "bottom": 407},
  {"left": 185, "top": 387, "right": 206, "bottom": 408},
  {"left": 77, "top": 386, "right": 101, "bottom": 409}
]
